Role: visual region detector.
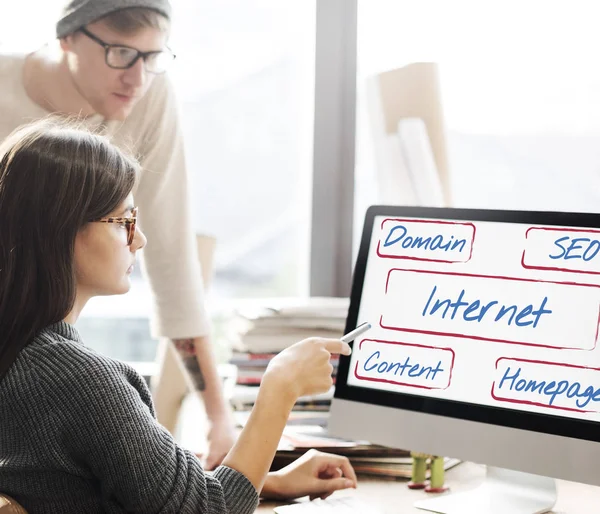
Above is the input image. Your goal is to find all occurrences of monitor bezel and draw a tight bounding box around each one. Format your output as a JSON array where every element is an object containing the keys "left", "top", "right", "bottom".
[{"left": 334, "top": 205, "right": 600, "bottom": 443}]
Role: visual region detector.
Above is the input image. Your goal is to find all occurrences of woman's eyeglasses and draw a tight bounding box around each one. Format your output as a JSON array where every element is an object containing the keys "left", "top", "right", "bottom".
[
  {"left": 79, "top": 27, "right": 176, "bottom": 74},
  {"left": 95, "top": 207, "right": 138, "bottom": 246}
]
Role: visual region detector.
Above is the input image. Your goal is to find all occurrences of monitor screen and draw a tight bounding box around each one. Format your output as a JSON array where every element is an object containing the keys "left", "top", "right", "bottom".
[{"left": 334, "top": 206, "right": 600, "bottom": 444}]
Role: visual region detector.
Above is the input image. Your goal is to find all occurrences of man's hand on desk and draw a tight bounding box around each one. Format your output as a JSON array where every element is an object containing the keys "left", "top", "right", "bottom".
[
  {"left": 202, "top": 413, "right": 237, "bottom": 470},
  {"left": 261, "top": 449, "right": 358, "bottom": 501}
]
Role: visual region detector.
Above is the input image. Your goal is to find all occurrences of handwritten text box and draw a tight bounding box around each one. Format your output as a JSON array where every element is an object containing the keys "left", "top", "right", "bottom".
[
  {"left": 380, "top": 269, "right": 600, "bottom": 350},
  {"left": 353, "top": 339, "right": 455, "bottom": 390},
  {"left": 376, "top": 218, "right": 475, "bottom": 263},
  {"left": 522, "top": 226, "right": 600, "bottom": 275},
  {"left": 492, "top": 357, "right": 600, "bottom": 413}
]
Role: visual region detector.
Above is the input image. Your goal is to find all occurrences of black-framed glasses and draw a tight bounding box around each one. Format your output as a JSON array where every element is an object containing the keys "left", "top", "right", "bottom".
[{"left": 79, "top": 27, "right": 175, "bottom": 74}]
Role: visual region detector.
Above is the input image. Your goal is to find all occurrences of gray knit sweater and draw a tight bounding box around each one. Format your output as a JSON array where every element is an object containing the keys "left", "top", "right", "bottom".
[{"left": 0, "top": 322, "right": 259, "bottom": 513}]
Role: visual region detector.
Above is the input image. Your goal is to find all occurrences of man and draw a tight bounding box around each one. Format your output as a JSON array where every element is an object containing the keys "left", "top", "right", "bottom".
[{"left": 0, "top": 0, "right": 235, "bottom": 469}]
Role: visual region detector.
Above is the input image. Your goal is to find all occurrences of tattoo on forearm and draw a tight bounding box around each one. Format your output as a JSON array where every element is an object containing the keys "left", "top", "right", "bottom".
[{"left": 173, "top": 338, "right": 206, "bottom": 391}]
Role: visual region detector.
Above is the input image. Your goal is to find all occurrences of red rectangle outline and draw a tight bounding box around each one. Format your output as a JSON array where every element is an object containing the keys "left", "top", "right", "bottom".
[
  {"left": 522, "top": 226, "right": 600, "bottom": 276},
  {"left": 491, "top": 356, "right": 600, "bottom": 413},
  {"left": 381, "top": 268, "right": 600, "bottom": 351},
  {"left": 352, "top": 338, "right": 455, "bottom": 390},
  {"left": 376, "top": 218, "right": 476, "bottom": 264}
]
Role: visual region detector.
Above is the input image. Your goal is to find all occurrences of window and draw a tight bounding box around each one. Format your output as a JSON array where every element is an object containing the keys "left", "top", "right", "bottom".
[
  {"left": 0, "top": 4, "right": 59, "bottom": 48},
  {"left": 355, "top": 0, "right": 600, "bottom": 233},
  {"left": 170, "top": 0, "right": 315, "bottom": 301}
]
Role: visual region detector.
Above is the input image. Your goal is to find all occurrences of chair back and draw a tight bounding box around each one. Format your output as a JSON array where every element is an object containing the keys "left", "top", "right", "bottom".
[
  {"left": 0, "top": 494, "right": 27, "bottom": 514},
  {"left": 366, "top": 62, "right": 451, "bottom": 205}
]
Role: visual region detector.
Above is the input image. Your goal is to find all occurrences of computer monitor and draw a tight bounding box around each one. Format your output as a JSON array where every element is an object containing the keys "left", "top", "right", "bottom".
[{"left": 328, "top": 205, "right": 600, "bottom": 514}]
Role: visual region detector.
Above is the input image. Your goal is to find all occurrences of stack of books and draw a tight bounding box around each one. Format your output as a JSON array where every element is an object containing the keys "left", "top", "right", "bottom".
[
  {"left": 231, "top": 296, "right": 348, "bottom": 354},
  {"left": 229, "top": 384, "right": 336, "bottom": 413},
  {"left": 228, "top": 297, "right": 348, "bottom": 408},
  {"left": 231, "top": 353, "right": 339, "bottom": 390},
  {"left": 275, "top": 425, "right": 461, "bottom": 478},
  {"left": 233, "top": 411, "right": 460, "bottom": 479}
]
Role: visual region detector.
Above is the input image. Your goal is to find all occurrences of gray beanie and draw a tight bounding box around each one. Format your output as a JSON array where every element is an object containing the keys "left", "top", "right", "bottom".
[{"left": 56, "top": 0, "right": 172, "bottom": 38}]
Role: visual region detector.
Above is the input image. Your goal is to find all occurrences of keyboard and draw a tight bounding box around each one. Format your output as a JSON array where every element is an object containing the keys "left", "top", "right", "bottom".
[{"left": 273, "top": 496, "right": 384, "bottom": 513}]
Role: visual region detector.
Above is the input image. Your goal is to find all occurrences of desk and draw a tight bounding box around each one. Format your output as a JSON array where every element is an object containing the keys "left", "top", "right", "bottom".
[{"left": 256, "top": 462, "right": 600, "bottom": 513}]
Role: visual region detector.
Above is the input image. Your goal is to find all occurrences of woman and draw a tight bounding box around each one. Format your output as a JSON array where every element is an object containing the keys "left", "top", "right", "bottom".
[{"left": 0, "top": 118, "right": 356, "bottom": 513}]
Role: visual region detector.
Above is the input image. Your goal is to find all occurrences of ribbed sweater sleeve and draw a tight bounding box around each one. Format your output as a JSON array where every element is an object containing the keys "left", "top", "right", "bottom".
[{"left": 25, "top": 325, "right": 258, "bottom": 513}]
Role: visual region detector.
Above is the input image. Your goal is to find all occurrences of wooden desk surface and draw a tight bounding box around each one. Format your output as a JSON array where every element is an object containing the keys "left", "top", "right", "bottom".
[{"left": 256, "top": 462, "right": 600, "bottom": 513}]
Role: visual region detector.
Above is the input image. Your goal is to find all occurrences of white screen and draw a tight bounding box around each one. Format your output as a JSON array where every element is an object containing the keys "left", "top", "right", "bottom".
[{"left": 347, "top": 215, "right": 600, "bottom": 422}]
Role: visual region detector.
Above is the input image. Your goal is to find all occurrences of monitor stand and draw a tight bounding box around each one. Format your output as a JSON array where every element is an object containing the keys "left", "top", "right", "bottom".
[{"left": 413, "top": 467, "right": 557, "bottom": 514}]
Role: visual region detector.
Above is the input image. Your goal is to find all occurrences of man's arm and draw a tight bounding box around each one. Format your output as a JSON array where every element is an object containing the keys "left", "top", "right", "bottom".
[
  {"left": 172, "top": 338, "right": 206, "bottom": 392},
  {"left": 173, "top": 335, "right": 236, "bottom": 470},
  {"left": 116, "top": 74, "right": 236, "bottom": 467}
]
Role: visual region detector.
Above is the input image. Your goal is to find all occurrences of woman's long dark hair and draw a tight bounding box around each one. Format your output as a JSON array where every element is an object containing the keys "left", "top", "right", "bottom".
[{"left": 0, "top": 117, "right": 139, "bottom": 380}]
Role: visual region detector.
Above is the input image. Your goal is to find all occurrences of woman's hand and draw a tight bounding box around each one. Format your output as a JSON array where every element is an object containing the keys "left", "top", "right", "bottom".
[
  {"left": 261, "top": 449, "right": 358, "bottom": 501},
  {"left": 220, "top": 338, "right": 351, "bottom": 494},
  {"left": 262, "top": 338, "right": 352, "bottom": 404}
]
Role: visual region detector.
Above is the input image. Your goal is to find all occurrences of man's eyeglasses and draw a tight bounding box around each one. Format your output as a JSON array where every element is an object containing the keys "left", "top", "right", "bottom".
[
  {"left": 95, "top": 207, "right": 138, "bottom": 246},
  {"left": 79, "top": 27, "right": 175, "bottom": 74}
]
